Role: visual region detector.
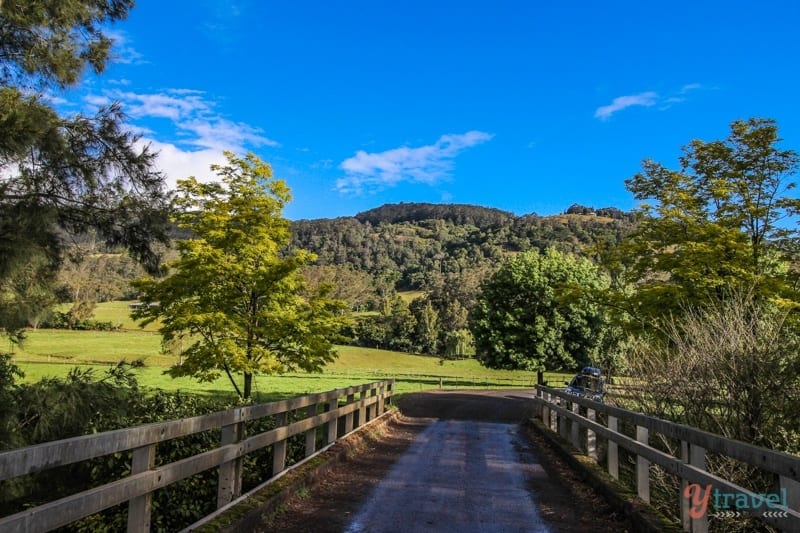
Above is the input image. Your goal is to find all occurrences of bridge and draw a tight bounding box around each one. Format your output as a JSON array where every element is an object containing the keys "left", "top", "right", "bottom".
[{"left": 1, "top": 381, "right": 799, "bottom": 532}]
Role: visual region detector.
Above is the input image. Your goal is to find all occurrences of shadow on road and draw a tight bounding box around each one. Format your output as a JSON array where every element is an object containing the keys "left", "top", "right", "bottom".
[{"left": 396, "top": 390, "right": 538, "bottom": 422}]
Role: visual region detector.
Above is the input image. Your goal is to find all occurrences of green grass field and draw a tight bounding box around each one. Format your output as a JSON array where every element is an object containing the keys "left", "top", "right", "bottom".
[
  {"left": 13, "top": 301, "right": 570, "bottom": 400},
  {"left": 55, "top": 300, "right": 161, "bottom": 331}
]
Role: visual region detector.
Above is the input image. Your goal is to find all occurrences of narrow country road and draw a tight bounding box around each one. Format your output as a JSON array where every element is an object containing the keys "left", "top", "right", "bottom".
[{"left": 343, "top": 419, "right": 551, "bottom": 533}]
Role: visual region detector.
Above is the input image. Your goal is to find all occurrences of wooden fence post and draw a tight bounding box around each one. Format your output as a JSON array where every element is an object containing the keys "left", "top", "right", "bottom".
[
  {"left": 681, "top": 442, "right": 708, "bottom": 532},
  {"left": 587, "top": 409, "right": 597, "bottom": 461},
  {"left": 780, "top": 475, "right": 800, "bottom": 514},
  {"left": 345, "top": 392, "right": 355, "bottom": 434},
  {"left": 542, "top": 391, "right": 550, "bottom": 428},
  {"left": 127, "top": 443, "right": 155, "bottom": 533},
  {"left": 273, "top": 411, "right": 288, "bottom": 475},
  {"left": 571, "top": 402, "right": 580, "bottom": 450},
  {"left": 305, "top": 404, "right": 317, "bottom": 457},
  {"left": 636, "top": 425, "right": 650, "bottom": 503},
  {"left": 217, "top": 411, "right": 244, "bottom": 508},
  {"left": 607, "top": 416, "right": 619, "bottom": 480},
  {"left": 326, "top": 398, "right": 338, "bottom": 444},
  {"left": 357, "top": 389, "right": 367, "bottom": 428},
  {"left": 559, "top": 397, "right": 569, "bottom": 440}
]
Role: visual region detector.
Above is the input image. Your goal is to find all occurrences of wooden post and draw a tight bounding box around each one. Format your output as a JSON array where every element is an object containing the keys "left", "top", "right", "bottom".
[
  {"left": 345, "top": 393, "right": 355, "bottom": 433},
  {"left": 326, "top": 399, "right": 338, "bottom": 443},
  {"left": 217, "top": 414, "right": 244, "bottom": 508},
  {"left": 127, "top": 443, "right": 155, "bottom": 533},
  {"left": 571, "top": 402, "right": 580, "bottom": 450},
  {"left": 607, "top": 416, "right": 619, "bottom": 480},
  {"left": 681, "top": 442, "right": 708, "bottom": 532},
  {"left": 377, "top": 384, "right": 385, "bottom": 414},
  {"left": 780, "top": 475, "right": 800, "bottom": 512},
  {"left": 305, "top": 404, "right": 317, "bottom": 457},
  {"left": 636, "top": 425, "right": 650, "bottom": 503},
  {"left": 542, "top": 391, "right": 550, "bottom": 427},
  {"left": 273, "top": 411, "right": 288, "bottom": 475},
  {"left": 587, "top": 408, "right": 597, "bottom": 461},
  {"left": 356, "top": 390, "right": 366, "bottom": 428},
  {"left": 559, "top": 397, "right": 569, "bottom": 440}
]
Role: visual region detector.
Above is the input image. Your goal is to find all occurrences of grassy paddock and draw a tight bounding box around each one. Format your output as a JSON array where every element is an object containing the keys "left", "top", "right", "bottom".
[
  {"left": 11, "top": 328, "right": 571, "bottom": 400},
  {"left": 55, "top": 300, "right": 160, "bottom": 331}
]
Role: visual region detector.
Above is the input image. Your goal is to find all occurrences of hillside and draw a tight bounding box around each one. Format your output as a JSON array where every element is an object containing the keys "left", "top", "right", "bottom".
[{"left": 291, "top": 202, "right": 635, "bottom": 291}]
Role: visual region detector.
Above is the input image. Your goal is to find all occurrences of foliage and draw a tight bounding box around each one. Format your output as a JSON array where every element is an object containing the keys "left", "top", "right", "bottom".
[
  {"left": 57, "top": 242, "right": 147, "bottom": 303},
  {"left": 301, "top": 264, "right": 380, "bottom": 311},
  {"left": 354, "top": 202, "right": 516, "bottom": 227},
  {"left": 39, "top": 310, "right": 115, "bottom": 331},
  {"left": 610, "top": 118, "right": 800, "bottom": 329},
  {"left": 291, "top": 203, "right": 634, "bottom": 293},
  {"left": 133, "top": 152, "right": 350, "bottom": 399},
  {"left": 0, "top": 354, "right": 23, "bottom": 449},
  {"left": 622, "top": 291, "right": 800, "bottom": 530},
  {"left": 470, "top": 248, "right": 614, "bottom": 377},
  {"left": 0, "top": 0, "right": 170, "bottom": 342},
  {"left": 0, "top": 363, "right": 275, "bottom": 532}
]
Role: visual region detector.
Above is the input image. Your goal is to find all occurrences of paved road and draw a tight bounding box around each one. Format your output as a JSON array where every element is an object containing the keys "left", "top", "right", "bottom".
[{"left": 343, "top": 419, "right": 552, "bottom": 533}]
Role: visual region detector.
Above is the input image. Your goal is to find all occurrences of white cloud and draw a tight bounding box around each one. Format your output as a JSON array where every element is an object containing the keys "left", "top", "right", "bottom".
[
  {"left": 109, "top": 90, "right": 211, "bottom": 121},
  {"left": 89, "top": 89, "right": 278, "bottom": 153},
  {"left": 138, "top": 139, "right": 229, "bottom": 190},
  {"left": 595, "top": 83, "right": 708, "bottom": 120},
  {"left": 84, "top": 88, "right": 279, "bottom": 191},
  {"left": 680, "top": 83, "right": 702, "bottom": 94},
  {"left": 594, "top": 92, "right": 658, "bottom": 121},
  {"left": 179, "top": 117, "right": 278, "bottom": 151},
  {"left": 105, "top": 30, "right": 146, "bottom": 65},
  {"left": 336, "top": 131, "right": 493, "bottom": 194}
]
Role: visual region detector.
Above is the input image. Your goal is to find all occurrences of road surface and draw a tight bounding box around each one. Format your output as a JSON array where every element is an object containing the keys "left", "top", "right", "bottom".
[{"left": 343, "top": 419, "right": 551, "bottom": 532}]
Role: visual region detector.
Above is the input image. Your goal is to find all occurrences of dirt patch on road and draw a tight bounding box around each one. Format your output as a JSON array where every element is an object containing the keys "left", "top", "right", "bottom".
[{"left": 252, "top": 391, "right": 635, "bottom": 532}]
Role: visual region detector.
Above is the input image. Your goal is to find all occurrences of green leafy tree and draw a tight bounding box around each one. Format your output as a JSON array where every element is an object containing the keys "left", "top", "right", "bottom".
[
  {"left": 410, "top": 297, "right": 440, "bottom": 355},
  {"left": 133, "top": 153, "right": 349, "bottom": 399},
  {"left": 470, "top": 248, "right": 612, "bottom": 382},
  {"left": 0, "top": 0, "right": 170, "bottom": 338},
  {"left": 614, "top": 118, "right": 800, "bottom": 328}
]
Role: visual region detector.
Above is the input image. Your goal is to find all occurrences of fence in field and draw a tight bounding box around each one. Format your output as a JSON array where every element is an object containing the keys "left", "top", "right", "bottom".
[
  {"left": 0, "top": 380, "right": 394, "bottom": 532},
  {"left": 532, "top": 385, "right": 800, "bottom": 532}
]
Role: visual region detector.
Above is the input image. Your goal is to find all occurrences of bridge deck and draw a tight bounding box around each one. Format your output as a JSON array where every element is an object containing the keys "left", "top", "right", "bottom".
[{"left": 261, "top": 390, "right": 634, "bottom": 532}]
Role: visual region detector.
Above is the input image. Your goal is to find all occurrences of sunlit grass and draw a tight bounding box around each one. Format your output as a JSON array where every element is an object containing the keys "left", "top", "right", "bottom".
[
  {"left": 55, "top": 300, "right": 160, "bottom": 331},
  {"left": 12, "top": 322, "right": 571, "bottom": 399}
]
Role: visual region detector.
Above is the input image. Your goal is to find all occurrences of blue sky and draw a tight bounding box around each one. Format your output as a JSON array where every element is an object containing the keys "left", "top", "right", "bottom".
[{"left": 60, "top": 0, "right": 800, "bottom": 220}]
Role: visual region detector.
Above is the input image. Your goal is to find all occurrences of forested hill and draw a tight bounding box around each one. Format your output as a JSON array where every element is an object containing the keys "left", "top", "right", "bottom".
[
  {"left": 291, "top": 202, "right": 635, "bottom": 291},
  {"left": 353, "top": 202, "right": 515, "bottom": 228}
]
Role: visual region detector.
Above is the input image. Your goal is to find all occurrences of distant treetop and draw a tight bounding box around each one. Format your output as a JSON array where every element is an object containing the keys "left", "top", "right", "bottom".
[{"left": 354, "top": 202, "right": 516, "bottom": 228}]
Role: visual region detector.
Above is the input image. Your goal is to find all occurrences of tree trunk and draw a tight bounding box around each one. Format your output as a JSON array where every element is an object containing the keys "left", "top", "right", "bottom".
[
  {"left": 537, "top": 370, "right": 544, "bottom": 385},
  {"left": 243, "top": 372, "right": 253, "bottom": 400}
]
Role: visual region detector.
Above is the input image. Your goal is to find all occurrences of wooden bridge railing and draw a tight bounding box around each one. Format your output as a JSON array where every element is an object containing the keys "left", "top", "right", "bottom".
[
  {"left": 0, "top": 380, "right": 394, "bottom": 533},
  {"left": 533, "top": 386, "right": 800, "bottom": 533}
]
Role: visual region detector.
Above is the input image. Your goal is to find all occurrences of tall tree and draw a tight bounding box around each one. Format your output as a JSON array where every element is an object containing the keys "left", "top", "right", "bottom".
[
  {"left": 614, "top": 118, "right": 800, "bottom": 328},
  {"left": 133, "top": 153, "right": 349, "bottom": 399},
  {"left": 0, "top": 0, "right": 170, "bottom": 338},
  {"left": 469, "top": 248, "right": 612, "bottom": 382}
]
